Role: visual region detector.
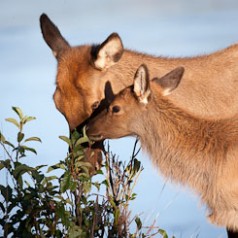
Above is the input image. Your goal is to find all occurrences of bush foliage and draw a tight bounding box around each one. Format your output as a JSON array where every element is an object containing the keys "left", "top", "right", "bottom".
[{"left": 0, "top": 107, "right": 170, "bottom": 238}]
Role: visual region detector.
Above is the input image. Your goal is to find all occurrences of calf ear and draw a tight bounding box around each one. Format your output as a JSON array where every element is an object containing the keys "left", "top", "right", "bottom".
[
  {"left": 133, "top": 64, "right": 151, "bottom": 104},
  {"left": 40, "top": 13, "right": 70, "bottom": 58},
  {"left": 154, "top": 67, "right": 184, "bottom": 96},
  {"left": 92, "top": 33, "right": 124, "bottom": 70}
]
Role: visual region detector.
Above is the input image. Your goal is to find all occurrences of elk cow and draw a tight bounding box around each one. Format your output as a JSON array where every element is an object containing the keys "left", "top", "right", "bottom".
[{"left": 86, "top": 65, "right": 238, "bottom": 237}]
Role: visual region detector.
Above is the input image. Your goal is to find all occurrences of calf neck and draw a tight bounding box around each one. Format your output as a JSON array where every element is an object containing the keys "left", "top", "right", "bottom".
[{"left": 86, "top": 65, "right": 238, "bottom": 231}]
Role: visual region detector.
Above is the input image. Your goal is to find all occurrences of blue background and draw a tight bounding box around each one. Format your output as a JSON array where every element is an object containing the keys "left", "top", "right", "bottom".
[{"left": 1, "top": 1, "right": 238, "bottom": 237}]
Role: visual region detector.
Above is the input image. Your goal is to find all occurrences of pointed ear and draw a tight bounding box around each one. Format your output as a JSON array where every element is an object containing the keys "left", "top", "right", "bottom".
[
  {"left": 154, "top": 67, "right": 184, "bottom": 96},
  {"left": 92, "top": 33, "right": 124, "bottom": 70},
  {"left": 104, "top": 81, "right": 115, "bottom": 104},
  {"left": 133, "top": 64, "right": 151, "bottom": 104},
  {"left": 40, "top": 13, "right": 70, "bottom": 58}
]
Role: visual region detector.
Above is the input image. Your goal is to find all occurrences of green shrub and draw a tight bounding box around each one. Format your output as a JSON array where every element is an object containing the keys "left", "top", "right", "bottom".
[{"left": 0, "top": 107, "right": 170, "bottom": 238}]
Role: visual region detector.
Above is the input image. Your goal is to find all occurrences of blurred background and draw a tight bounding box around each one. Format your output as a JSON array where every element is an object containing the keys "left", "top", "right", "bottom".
[{"left": 1, "top": 0, "right": 238, "bottom": 237}]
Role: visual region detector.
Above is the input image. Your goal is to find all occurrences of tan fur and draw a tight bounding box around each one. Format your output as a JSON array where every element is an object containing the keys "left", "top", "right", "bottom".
[
  {"left": 55, "top": 46, "right": 238, "bottom": 129},
  {"left": 41, "top": 14, "right": 238, "bottom": 230},
  {"left": 40, "top": 14, "right": 238, "bottom": 130},
  {"left": 86, "top": 68, "right": 238, "bottom": 231}
]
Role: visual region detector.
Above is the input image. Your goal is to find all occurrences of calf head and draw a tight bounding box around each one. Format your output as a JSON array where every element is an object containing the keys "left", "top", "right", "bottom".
[
  {"left": 86, "top": 65, "right": 184, "bottom": 140},
  {"left": 40, "top": 13, "right": 123, "bottom": 130}
]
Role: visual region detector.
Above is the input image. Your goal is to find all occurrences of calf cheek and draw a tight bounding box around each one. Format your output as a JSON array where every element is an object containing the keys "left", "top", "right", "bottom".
[{"left": 102, "top": 116, "right": 129, "bottom": 138}]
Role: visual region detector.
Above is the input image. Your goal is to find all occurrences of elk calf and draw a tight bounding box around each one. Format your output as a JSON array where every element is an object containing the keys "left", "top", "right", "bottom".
[{"left": 86, "top": 65, "right": 238, "bottom": 232}]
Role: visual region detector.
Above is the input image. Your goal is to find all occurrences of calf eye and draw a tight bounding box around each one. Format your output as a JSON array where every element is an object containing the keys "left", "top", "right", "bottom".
[{"left": 112, "top": 105, "right": 121, "bottom": 113}]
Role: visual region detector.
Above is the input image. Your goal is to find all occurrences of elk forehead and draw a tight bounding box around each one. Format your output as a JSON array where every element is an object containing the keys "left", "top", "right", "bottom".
[{"left": 110, "top": 87, "right": 137, "bottom": 107}]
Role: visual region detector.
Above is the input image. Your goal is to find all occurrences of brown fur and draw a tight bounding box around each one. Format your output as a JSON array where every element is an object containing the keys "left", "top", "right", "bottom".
[
  {"left": 40, "top": 14, "right": 238, "bottom": 130},
  {"left": 40, "top": 15, "right": 238, "bottom": 227},
  {"left": 86, "top": 66, "right": 238, "bottom": 231}
]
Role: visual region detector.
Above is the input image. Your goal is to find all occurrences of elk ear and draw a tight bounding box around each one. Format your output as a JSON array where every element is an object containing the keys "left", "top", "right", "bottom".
[
  {"left": 154, "top": 67, "right": 184, "bottom": 96},
  {"left": 133, "top": 64, "right": 151, "bottom": 104},
  {"left": 40, "top": 13, "right": 70, "bottom": 58},
  {"left": 92, "top": 33, "right": 124, "bottom": 70}
]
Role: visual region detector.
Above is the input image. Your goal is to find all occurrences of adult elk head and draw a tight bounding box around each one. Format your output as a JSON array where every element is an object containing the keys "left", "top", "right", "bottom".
[
  {"left": 40, "top": 13, "right": 123, "bottom": 131},
  {"left": 40, "top": 13, "right": 124, "bottom": 172}
]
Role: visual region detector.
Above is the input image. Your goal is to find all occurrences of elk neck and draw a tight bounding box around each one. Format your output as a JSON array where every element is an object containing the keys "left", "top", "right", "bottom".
[{"left": 135, "top": 92, "right": 238, "bottom": 200}]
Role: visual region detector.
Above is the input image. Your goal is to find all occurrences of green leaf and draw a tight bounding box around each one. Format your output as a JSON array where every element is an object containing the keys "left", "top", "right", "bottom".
[
  {"left": 5, "top": 118, "right": 20, "bottom": 129},
  {"left": 135, "top": 216, "right": 142, "bottom": 230},
  {"left": 22, "top": 116, "right": 36, "bottom": 124},
  {"left": 72, "top": 145, "right": 85, "bottom": 156},
  {"left": 47, "top": 163, "right": 66, "bottom": 172},
  {"left": 60, "top": 172, "right": 71, "bottom": 193},
  {"left": 0, "top": 132, "right": 5, "bottom": 143},
  {"left": 59, "top": 136, "right": 72, "bottom": 146},
  {"left": 96, "top": 169, "right": 103, "bottom": 175},
  {"left": 12, "top": 107, "right": 23, "bottom": 119},
  {"left": 44, "top": 175, "right": 58, "bottom": 182},
  {"left": 0, "top": 185, "right": 12, "bottom": 201},
  {"left": 75, "top": 161, "right": 92, "bottom": 169},
  {"left": 56, "top": 204, "right": 69, "bottom": 226},
  {"left": 24, "top": 137, "right": 42, "bottom": 143},
  {"left": 31, "top": 170, "right": 44, "bottom": 183},
  {"left": 131, "top": 193, "right": 137, "bottom": 200},
  {"left": 3, "top": 140, "right": 15, "bottom": 149},
  {"left": 17, "top": 132, "right": 24, "bottom": 143},
  {"left": 35, "top": 165, "right": 47, "bottom": 170},
  {"left": 0, "top": 162, "right": 4, "bottom": 170},
  {"left": 69, "top": 180, "right": 77, "bottom": 192},
  {"left": 75, "top": 136, "right": 89, "bottom": 147},
  {"left": 102, "top": 180, "right": 109, "bottom": 188},
  {"left": 0, "top": 159, "right": 11, "bottom": 170},
  {"left": 129, "top": 159, "right": 142, "bottom": 179},
  {"left": 71, "top": 130, "right": 81, "bottom": 141},
  {"left": 13, "top": 164, "right": 33, "bottom": 183},
  {"left": 158, "top": 229, "right": 169, "bottom": 238},
  {"left": 21, "top": 145, "right": 37, "bottom": 155}
]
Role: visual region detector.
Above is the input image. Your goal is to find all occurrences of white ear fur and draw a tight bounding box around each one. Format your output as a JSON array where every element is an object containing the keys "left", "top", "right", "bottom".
[
  {"left": 93, "top": 33, "right": 123, "bottom": 70},
  {"left": 133, "top": 65, "right": 151, "bottom": 104}
]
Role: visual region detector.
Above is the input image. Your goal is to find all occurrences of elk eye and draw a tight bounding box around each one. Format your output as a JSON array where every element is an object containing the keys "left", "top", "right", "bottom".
[
  {"left": 112, "top": 105, "right": 121, "bottom": 113},
  {"left": 91, "top": 101, "right": 100, "bottom": 110}
]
